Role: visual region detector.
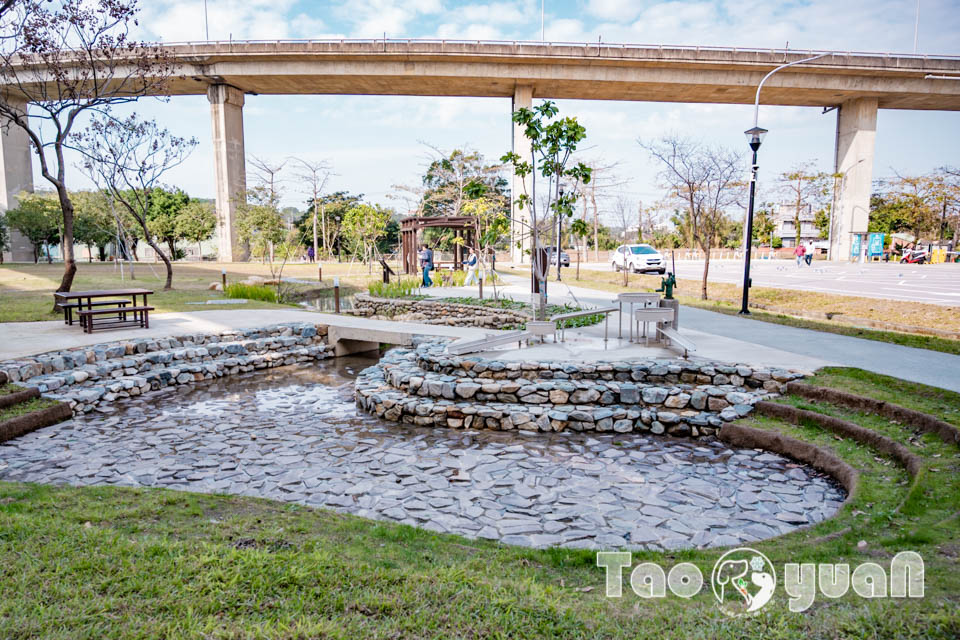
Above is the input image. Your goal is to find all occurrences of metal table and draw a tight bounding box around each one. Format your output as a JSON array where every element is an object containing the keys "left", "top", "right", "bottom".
[{"left": 616, "top": 292, "right": 661, "bottom": 342}]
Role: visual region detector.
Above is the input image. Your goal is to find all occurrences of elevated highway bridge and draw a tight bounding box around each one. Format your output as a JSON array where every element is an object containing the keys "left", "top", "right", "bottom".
[{"left": 2, "top": 39, "right": 958, "bottom": 262}]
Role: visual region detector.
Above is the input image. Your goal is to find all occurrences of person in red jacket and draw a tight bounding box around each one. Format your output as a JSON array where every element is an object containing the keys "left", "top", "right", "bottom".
[{"left": 794, "top": 243, "right": 806, "bottom": 267}]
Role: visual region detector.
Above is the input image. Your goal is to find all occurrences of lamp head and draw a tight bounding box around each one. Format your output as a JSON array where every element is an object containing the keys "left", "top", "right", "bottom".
[{"left": 744, "top": 126, "right": 768, "bottom": 152}]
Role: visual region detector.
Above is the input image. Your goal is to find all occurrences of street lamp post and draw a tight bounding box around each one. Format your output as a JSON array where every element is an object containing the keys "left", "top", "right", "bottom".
[
  {"left": 740, "top": 126, "right": 767, "bottom": 315},
  {"left": 739, "top": 52, "right": 828, "bottom": 315}
]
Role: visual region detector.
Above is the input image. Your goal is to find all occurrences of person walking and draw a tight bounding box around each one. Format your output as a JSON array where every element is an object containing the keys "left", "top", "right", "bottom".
[
  {"left": 463, "top": 247, "right": 480, "bottom": 286},
  {"left": 794, "top": 242, "right": 806, "bottom": 267},
  {"left": 307, "top": 246, "right": 315, "bottom": 263},
  {"left": 419, "top": 244, "right": 433, "bottom": 287},
  {"left": 804, "top": 241, "right": 814, "bottom": 266}
]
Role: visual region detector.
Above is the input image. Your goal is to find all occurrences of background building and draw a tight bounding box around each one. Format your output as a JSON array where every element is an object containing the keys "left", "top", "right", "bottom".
[{"left": 775, "top": 203, "right": 819, "bottom": 247}]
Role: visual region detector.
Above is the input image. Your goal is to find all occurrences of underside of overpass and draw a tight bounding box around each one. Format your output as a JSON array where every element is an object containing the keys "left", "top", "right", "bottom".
[{"left": 2, "top": 40, "right": 959, "bottom": 263}]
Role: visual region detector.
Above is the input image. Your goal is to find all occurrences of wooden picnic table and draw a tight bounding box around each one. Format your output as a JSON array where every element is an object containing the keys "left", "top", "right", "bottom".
[{"left": 55, "top": 288, "right": 154, "bottom": 332}]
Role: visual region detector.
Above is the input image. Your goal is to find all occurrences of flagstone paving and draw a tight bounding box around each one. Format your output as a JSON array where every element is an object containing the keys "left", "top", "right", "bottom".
[{"left": 0, "top": 358, "right": 844, "bottom": 550}]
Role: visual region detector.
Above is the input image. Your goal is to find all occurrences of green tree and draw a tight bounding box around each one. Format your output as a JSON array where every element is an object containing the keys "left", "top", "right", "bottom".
[
  {"left": 6, "top": 191, "right": 61, "bottom": 262},
  {"left": 236, "top": 186, "right": 303, "bottom": 300},
  {"left": 421, "top": 147, "right": 508, "bottom": 219},
  {"left": 0, "top": 0, "right": 173, "bottom": 295},
  {"left": 147, "top": 187, "right": 190, "bottom": 260},
  {"left": 752, "top": 207, "right": 776, "bottom": 245},
  {"left": 341, "top": 203, "right": 392, "bottom": 273},
  {"left": 501, "top": 100, "right": 592, "bottom": 316},
  {"left": 175, "top": 201, "right": 216, "bottom": 261},
  {"left": 295, "top": 191, "right": 363, "bottom": 258},
  {"left": 72, "top": 113, "right": 198, "bottom": 290},
  {"left": 570, "top": 218, "right": 589, "bottom": 280},
  {"left": 0, "top": 213, "right": 9, "bottom": 264},
  {"left": 72, "top": 190, "right": 115, "bottom": 262},
  {"left": 237, "top": 187, "right": 286, "bottom": 263}
]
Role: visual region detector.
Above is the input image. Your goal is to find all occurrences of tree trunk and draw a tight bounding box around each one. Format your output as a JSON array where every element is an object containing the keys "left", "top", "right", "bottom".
[
  {"left": 55, "top": 189, "right": 77, "bottom": 297},
  {"left": 167, "top": 238, "right": 176, "bottom": 262},
  {"left": 147, "top": 237, "right": 174, "bottom": 290},
  {"left": 701, "top": 239, "right": 711, "bottom": 300},
  {"left": 592, "top": 192, "right": 599, "bottom": 262},
  {"left": 312, "top": 206, "right": 318, "bottom": 262},
  {"left": 87, "top": 244, "right": 93, "bottom": 262}
]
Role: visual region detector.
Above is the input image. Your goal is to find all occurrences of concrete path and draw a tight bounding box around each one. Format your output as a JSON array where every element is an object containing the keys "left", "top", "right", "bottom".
[
  {"left": 426, "top": 274, "right": 960, "bottom": 393},
  {"left": 0, "top": 310, "right": 493, "bottom": 361}
]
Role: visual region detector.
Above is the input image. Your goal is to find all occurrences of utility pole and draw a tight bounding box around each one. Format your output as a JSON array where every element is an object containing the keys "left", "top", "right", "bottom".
[{"left": 541, "top": 0, "right": 545, "bottom": 41}]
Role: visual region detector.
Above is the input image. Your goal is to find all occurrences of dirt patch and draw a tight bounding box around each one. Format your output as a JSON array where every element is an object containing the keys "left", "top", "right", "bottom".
[
  {"left": 231, "top": 537, "right": 294, "bottom": 552},
  {"left": 754, "top": 401, "right": 924, "bottom": 477},
  {"left": 718, "top": 422, "right": 859, "bottom": 501},
  {"left": 785, "top": 382, "right": 960, "bottom": 447}
]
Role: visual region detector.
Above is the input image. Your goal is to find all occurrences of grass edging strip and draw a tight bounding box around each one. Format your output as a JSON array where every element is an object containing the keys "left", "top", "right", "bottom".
[
  {"left": 0, "top": 387, "right": 40, "bottom": 410},
  {"left": 754, "top": 400, "right": 924, "bottom": 477},
  {"left": 784, "top": 381, "right": 960, "bottom": 447},
  {"left": 718, "top": 422, "right": 859, "bottom": 501},
  {"left": 0, "top": 401, "right": 72, "bottom": 444}
]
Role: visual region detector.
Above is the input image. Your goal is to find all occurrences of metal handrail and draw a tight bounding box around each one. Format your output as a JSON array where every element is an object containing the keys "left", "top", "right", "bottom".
[{"left": 148, "top": 38, "right": 960, "bottom": 61}]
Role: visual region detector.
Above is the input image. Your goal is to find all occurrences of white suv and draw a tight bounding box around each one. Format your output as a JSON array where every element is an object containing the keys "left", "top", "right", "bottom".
[{"left": 611, "top": 244, "right": 666, "bottom": 274}]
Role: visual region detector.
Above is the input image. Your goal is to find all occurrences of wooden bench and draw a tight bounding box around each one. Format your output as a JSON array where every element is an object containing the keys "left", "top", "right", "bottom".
[
  {"left": 58, "top": 299, "right": 132, "bottom": 326},
  {"left": 77, "top": 305, "right": 154, "bottom": 333}
]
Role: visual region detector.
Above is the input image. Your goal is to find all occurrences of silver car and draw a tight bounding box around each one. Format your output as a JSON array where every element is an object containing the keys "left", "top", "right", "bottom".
[{"left": 611, "top": 244, "right": 666, "bottom": 274}]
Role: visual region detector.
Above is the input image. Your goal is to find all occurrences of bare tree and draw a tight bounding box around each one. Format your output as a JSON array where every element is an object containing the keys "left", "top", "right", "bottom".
[
  {"left": 292, "top": 157, "right": 333, "bottom": 258},
  {"left": 778, "top": 162, "right": 831, "bottom": 248},
  {"left": 249, "top": 156, "right": 287, "bottom": 203},
  {"left": 641, "top": 135, "right": 742, "bottom": 299},
  {"left": 0, "top": 0, "right": 173, "bottom": 295},
  {"left": 611, "top": 194, "right": 634, "bottom": 243},
  {"left": 71, "top": 113, "right": 197, "bottom": 290},
  {"left": 578, "top": 158, "right": 627, "bottom": 261}
]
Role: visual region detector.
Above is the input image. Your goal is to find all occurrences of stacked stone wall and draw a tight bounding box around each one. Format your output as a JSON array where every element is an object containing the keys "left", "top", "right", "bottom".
[{"left": 0, "top": 323, "right": 332, "bottom": 414}]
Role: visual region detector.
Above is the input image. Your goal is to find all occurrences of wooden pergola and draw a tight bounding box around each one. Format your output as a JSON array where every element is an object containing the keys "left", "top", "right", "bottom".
[{"left": 400, "top": 216, "right": 476, "bottom": 275}]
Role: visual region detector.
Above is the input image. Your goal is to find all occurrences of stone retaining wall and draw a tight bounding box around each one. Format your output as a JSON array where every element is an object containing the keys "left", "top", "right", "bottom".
[
  {"left": 416, "top": 343, "right": 797, "bottom": 391},
  {"left": 0, "top": 323, "right": 332, "bottom": 415},
  {"left": 351, "top": 294, "right": 528, "bottom": 329},
  {"left": 356, "top": 340, "right": 803, "bottom": 438}
]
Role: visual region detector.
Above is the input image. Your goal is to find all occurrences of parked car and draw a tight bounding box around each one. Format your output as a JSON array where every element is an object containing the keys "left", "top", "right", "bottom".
[
  {"left": 610, "top": 244, "right": 666, "bottom": 274},
  {"left": 544, "top": 246, "right": 571, "bottom": 267}
]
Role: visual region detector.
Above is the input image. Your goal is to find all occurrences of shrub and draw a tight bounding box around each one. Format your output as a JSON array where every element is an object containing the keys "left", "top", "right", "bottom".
[
  {"left": 224, "top": 282, "right": 278, "bottom": 303},
  {"left": 448, "top": 270, "right": 501, "bottom": 287},
  {"left": 368, "top": 278, "right": 421, "bottom": 298}
]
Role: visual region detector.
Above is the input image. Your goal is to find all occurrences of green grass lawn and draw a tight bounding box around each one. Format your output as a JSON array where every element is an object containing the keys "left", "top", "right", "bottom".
[
  {"left": 0, "top": 367, "right": 958, "bottom": 638},
  {"left": 501, "top": 267, "right": 960, "bottom": 356},
  {"left": 0, "top": 262, "right": 375, "bottom": 322},
  {"left": 0, "top": 396, "right": 59, "bottom": 422}
]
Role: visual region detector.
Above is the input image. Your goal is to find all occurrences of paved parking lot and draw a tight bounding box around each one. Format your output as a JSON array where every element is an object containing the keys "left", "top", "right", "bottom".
[{"left": 583, "top": 260, "right": 960, "bottom": 307}]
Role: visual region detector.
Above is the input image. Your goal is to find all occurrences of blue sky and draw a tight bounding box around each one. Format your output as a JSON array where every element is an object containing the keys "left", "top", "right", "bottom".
[{"left": 48, "top": 0, "right": 960, "bottom": 221}]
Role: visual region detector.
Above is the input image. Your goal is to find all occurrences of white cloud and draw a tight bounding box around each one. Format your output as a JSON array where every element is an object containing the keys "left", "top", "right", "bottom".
[
  {"left": 585, "top": 0, "right": 646, "bottom": 22},
  {"left": 140, "top": 0, "right": 332, "bottom": 42},
  {"left": 336, "top": 0, "right": 444, "bottom": 37}
]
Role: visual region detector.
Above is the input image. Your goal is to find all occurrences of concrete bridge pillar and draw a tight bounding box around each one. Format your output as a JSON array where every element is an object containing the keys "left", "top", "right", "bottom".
[
  {"left": 0, "top": 95, "right": 35, "bottom": 262},
  {"left": 510, "top": 84, "right": 532, "bottom": 264},
  {"left": 831, "top": 97, "right": 877, "bottom": 261},
  {"left": 208, "top": 84, "right": 248, "bottom": 262}
]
